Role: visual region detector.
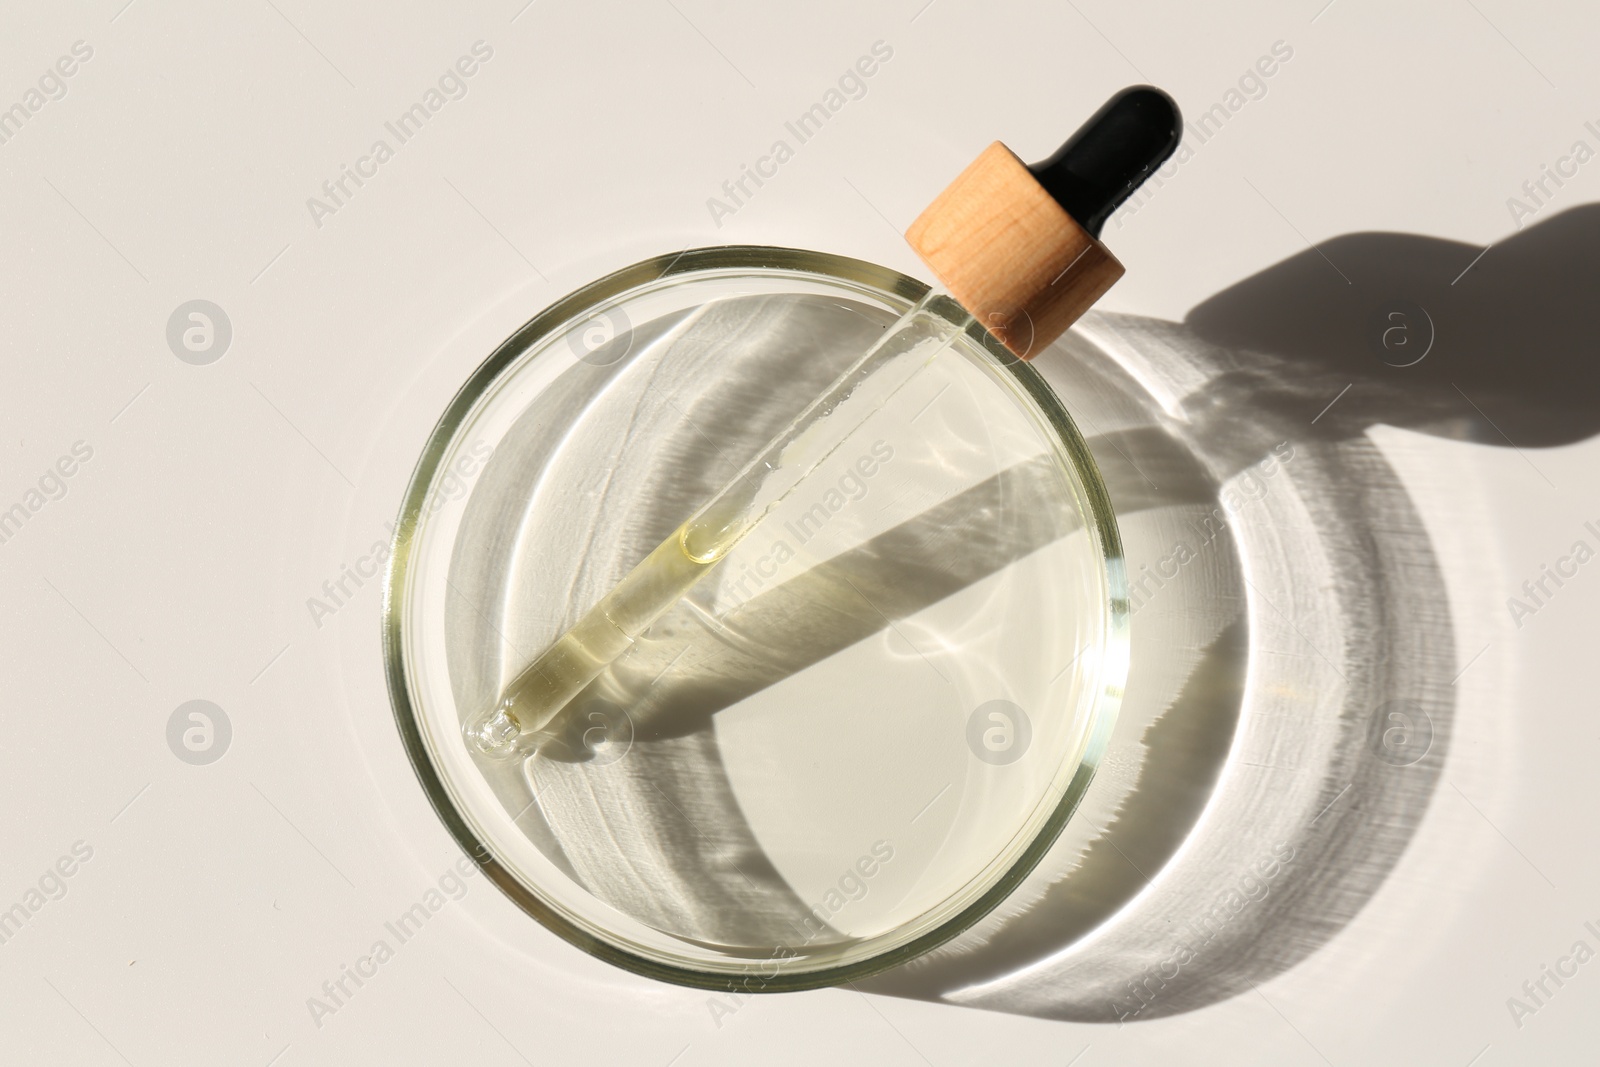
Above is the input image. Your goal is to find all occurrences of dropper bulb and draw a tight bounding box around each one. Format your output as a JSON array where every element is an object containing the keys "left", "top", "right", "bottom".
[{"left": 1026, "top": 85, "right": 1182, "bottom": 238}]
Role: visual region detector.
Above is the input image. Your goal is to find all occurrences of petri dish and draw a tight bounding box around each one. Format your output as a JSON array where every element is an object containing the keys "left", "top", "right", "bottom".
[{"left": 383, "top": 246, "right": 1128, "bottom": 991}]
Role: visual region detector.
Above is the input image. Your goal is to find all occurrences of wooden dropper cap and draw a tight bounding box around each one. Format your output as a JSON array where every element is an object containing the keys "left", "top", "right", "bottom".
[{"left": 906, "top": 86, "right": 1181, "bottom": 358}]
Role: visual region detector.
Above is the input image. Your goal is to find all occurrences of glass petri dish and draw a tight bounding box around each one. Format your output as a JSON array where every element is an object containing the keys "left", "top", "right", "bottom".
[{"left": 384, "top": 246, "right": 1128, "bottom": 991}]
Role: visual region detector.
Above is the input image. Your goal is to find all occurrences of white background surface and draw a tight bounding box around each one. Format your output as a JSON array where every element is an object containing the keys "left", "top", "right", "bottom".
[{"left": 1, "top": 0, "right": 1597, "bottom": 1064}]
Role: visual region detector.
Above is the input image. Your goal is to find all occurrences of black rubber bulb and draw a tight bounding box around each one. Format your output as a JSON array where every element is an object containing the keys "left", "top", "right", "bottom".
[{"left": 1027, "top": 85, "right": 1182, "bottom": 238}]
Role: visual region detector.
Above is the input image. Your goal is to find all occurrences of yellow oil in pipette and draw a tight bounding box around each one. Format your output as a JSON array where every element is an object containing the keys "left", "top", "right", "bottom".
[
  {"left": 465, "top": 292, "right": 972, "bottom": 759},
  {"left": 465, "top": 518, "right": 729, "bottom": 755}
]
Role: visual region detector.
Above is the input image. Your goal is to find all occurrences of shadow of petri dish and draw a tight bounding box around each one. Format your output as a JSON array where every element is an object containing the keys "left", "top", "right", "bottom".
[
  {"left": 874, "top": 208, "right": 1600, "bottom": 1019},
  {"left": 865, "top": 227, "right": 1535, "bottom": 1017},
  {"left": 385, "top": 247, "right": 1131, "bottom": 990},
  {"left": 860, "top": 307, "right": 1462, "bottom": 1016}
]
